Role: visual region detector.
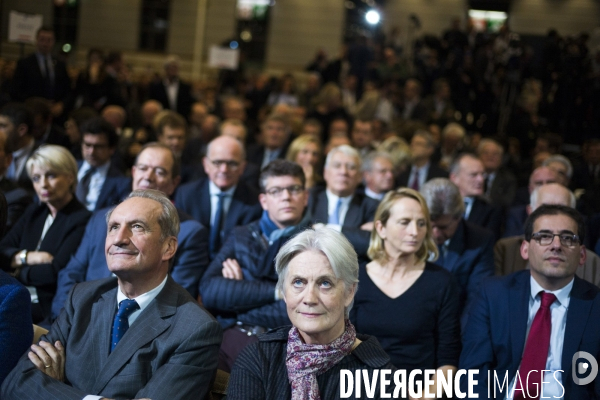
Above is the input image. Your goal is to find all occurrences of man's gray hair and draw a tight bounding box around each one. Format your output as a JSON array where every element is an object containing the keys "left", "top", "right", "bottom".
[
  {"left": 361, "top": 151, "right": 394, "bottom": 173},
  {"left": 106, "top": 189, "right": 180, "bottom": 240},
  {"left": 530, "top": 183, "right": 576, "bottom": 210},
  {"left": 413, "top": 129, "right": 435, "bottom": 147},
  {"left": 325, "top": 144, "right": 361, "bottom": 170},
  {"left": 275, "top": 227, "right": 358, "bottom": 317},
  {"left": 419, "top": 178, "right": 465, "bottom": 220},
  {"left": 542, "top": 154, "right": 573, "bottom": 180},
  {"left": 449, "top": 153, "right": 478, "bottom": 176}
]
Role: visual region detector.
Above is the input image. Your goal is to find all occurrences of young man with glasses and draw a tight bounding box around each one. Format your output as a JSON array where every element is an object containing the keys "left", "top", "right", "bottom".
[
  {"left": 174, "top": 135, "right": 262, "bottom": 258},
  {"left": 460, "top": 204, "right": 600, "bottom": 399},
  {"left": 199, "top": 159, "right": 312, "bottom": 372}
]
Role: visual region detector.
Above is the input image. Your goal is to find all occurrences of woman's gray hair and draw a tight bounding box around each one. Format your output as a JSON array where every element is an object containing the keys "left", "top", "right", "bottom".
[
  {"left": 106, "top": 189, "right": 180, "bottom": 240},
  {"left": 26, "top": 144, "right": 78, "bottom": 193},
  {"left": 419, "top": 178, "right": 465, "bottom": 220},
  {"left": 275, "top": 227, "right": 358, "bottom": 317}
]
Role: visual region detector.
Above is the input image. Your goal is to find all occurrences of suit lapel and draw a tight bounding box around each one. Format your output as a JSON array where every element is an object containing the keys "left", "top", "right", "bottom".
[
  {"left": 92, "top": 278, "right": 178, "bottom": 394},
  {"left": 225, "top": 185, "right": 245, "bottom": 231},
  {"left": 199, "top": 179, "right": 212, "bottom": 228},
  {"left": 90, "top": 287, "right": 118, "bottom": 390},
  {"left": 343, "top": 195, "right": 362, "bottom": 227},
  {"left": 312, "top": 190, "right": 328, "bottom": 223},
  {"left": 561, "top": 277, "right": 594, "bottom": 379},
  {"left": 445, "top": 220, "right": 466, "bottom": 272},
  {"left": 509, "top": 273, "right": 531, "bottom": 366}
]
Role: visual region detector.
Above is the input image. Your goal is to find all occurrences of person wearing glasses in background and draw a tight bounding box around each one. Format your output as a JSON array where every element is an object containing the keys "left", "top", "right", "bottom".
[
  {"left": 199, "top": 160, "right": 312, "bottom": 373},
  {"left": 460, "top": 204, "right": 600, "bottom": 399},
  {"left": 174, "top": 135, "right": 262, "bottom": 259}
]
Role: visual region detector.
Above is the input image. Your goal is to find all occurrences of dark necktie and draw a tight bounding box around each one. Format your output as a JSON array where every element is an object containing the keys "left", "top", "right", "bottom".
[
  {"left": 411, "top": 169, "right": 420, "bottom": 191},
  {"left": 209, "top": 193, "right": 226, "bottom": 257},
  {"left": 111, "top": 299, "right": 140, "bottom": 352},
  {"left": 76, "top": 167, "right": 96, "bottom": 205},
  {"left": 45, "top": 56, "right": 55, "bottom": 98},
  {"left": 514, "top": 292, "right": 557, "bottom": 400},
  {"left": 437, "top": 243, "right": 446, "bottom": 266}
]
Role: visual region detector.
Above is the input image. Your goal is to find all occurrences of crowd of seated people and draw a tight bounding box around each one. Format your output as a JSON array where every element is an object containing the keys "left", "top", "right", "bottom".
[{"left": 1, "top": 21, "right": 600, "bottom": 399}]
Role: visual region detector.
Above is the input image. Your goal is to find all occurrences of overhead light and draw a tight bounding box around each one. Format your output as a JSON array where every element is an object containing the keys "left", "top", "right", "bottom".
[{"left": 365, "top": 10, "right": 380, "bottom": 25}]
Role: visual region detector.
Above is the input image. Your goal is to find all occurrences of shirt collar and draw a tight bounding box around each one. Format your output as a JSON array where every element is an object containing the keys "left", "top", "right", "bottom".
[
  {"left": 13, "top": 138, "right": 35, "bottom": 159},
  {"left": 208, "top": 180, "right": 236, "bottom": 197},
  {"left": 530, "top": 275, "right": 573, "bottom": 308},
  {"left": 82, "top": 160, "right": 111, "bottom": 175},
  {"left": 364, "top": 187, "right": 384, "bottom": 201},
  {"left": 326, "top": 188, "right": 354, "bottom": 204},
  {"left": 117, "top": 275, "right": 168, "bottom": 312}
]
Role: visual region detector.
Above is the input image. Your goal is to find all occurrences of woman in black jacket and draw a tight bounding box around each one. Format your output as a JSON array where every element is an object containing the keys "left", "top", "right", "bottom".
[{"left": 0, "top": 145, "right": 91, "bottom": 322}]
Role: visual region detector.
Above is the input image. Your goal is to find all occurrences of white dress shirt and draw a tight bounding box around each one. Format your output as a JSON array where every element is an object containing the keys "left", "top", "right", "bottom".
[
  {"left": 78, "top": 161, "right": 111, "bottom": 211},
  {"left": 325, "top": 189, "right": 353, "bottom": 230}
]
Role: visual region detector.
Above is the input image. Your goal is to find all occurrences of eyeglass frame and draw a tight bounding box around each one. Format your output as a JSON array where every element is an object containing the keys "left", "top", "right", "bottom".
[
  {"left": 263, "top": 185, "right": 305, "bottom": 198},
  {"left": 530, "top": 231, "right": 581, "bottom": 247},
  {"left": 206, "top": 158, "right": 241, "bottom": 171}
]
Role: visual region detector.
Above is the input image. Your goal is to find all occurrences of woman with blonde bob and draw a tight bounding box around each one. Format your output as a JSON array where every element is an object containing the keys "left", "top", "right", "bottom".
[
  {"left": 285, "top": 134, "right": 323, "bottom": 189},
  {"left": 350, "top": 188, "right": 460, "bottom": 393},
  {"left": 0, "top": 145, "right": 91, "bottom": 322},
  {"left": 228, "top": 227, "right": 397, "bottom": 399}
]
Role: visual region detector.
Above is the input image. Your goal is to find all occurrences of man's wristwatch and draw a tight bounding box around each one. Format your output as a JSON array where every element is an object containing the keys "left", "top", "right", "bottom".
[{"left": 18, "top": 249, "right": 28, "bottom": 266}]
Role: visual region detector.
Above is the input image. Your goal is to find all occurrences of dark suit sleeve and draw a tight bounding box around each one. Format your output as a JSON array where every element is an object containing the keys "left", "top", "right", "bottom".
[
  {"left": 5, "top": 189, "right": 32, "bottom": 232},
  {"left": 199, "top": 233, "right": 277, "bottom": 313},
  {"left": 51, "top": 213, "right": 102, "bottom": 320},
  {"left": 0, "top": 278, "right": 33, "bottom": 385},
  {"left": 236, "top": 300, "right": 290, "bottom": 329},
  {"left": 458, "top": 281, "right": 494, "bottom": 397},
  {"left": 0, "top": 284, "right": 89, "bottom": 399},
  {"left": 0, "top": 204, "right": 35, "bottom": 266},
  {"left": 464, "top": 234, "right": 495, "bottom": 323},
  {"left": 170, "top": 220, "right": 209, "bottom": 298},
  {"left": 133, "top": 318, "right": 223, "bottom": 400}
]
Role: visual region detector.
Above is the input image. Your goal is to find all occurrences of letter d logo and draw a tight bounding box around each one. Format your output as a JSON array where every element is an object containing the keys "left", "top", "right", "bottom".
[{"left": 572, "top": 351, "right": 598, "bottom": 385}]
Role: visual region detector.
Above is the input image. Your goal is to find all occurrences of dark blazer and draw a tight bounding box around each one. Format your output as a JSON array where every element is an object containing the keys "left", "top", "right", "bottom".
[
  {"left": 395, "top": 162, "right": 449, "bottom": 188},
  {"left": 10, "top": 53, "right": 71, "bottom": 102},
  {"left": 494, "top": 235, "right": 600, "bottom": 286},
  {"left": 467, "top": 196, "right": 503, "bottom": 240},
  {"left": 174, "top": 177, "right": 262, "bottom": 255},
  {"left": 148, "top": 79, "right": 194, "bottom": 119},
  {"left": 51, "top": 207, "right": 208, "bottom": 320},
  {"left": 0, "top": 270, "right": 32, "bottom": 386},
  {"left": 400, "top": 99, "right": 429, "bottom": 122},
  {"left": 199, "top": 220, "right": 290, "bottom": 330},
  {"left": 0, "top": 198, "right": 91, "bottom": 319},
  {"left": 76, "top": 161, "right": 131, "bottom": 212},
  {"left": 459, "top": 271, "right": 600, "bottom": 399},
  {"left": 503, "top": 205, "right": 528, "bottom": 238},
  {"left": 246, "top": 140, "right": 291, "bottom": 169},
  {"left": 228, "top": 325, "right": 396, "bottom": 399},
  {"left": 9, "top": 140, "right": 40, "bottom": 192},
  {"left": 1, "top": 276, "right": 223, "bottom": 400},
  {"left": 0, "top": 177, "right": 33, "bottom": 233},
  {"left": 487, "top": 167, "right": 517, "bottom": 208},
  {"left": 308, "top": 186, "right": 379, "bottom": 257},
  {"left": 436, "top": 219, "right": 495, "bottom": 328}
]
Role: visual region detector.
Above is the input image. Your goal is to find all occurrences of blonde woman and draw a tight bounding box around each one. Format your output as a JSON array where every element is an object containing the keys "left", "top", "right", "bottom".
[
  {"left": 285, "top": 134, "right": 323, "bottom": 188},
  {"left": 0, "top": 145, "right": 91, "bottom": 322},
  {"left": 350, "top": 188, "right": 460, "bottom": 397}
]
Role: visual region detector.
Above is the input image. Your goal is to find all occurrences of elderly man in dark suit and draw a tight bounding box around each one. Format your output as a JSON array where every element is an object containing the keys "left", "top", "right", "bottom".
[
  {"left": 246, "top": 113, "right": 292, "bottom": 169},
  {"left": 52, "top": 143, "right": 208, "bottom": 320},
  {"left": 10, "top": 27, "right": 71, "bottom": 114},
  {"left": 175, "top": 135, "right": 262, "bottom": 258},
  {"left": 460, "top": 205, "right": 600, "bottom": 399},
  {"left": 450, "top": 152, "right": 503, "bottom": 239},
  {"left": 478, "top": 138, "right": 517, "bottom": 208},
  {"left": 308, "top": 145, "right": 379, "bottom": 257},
  {"left": 200, "top": 160, "right": 312, "bottom": 372},
  {"left": 420, "top": 178, "right": 494, "bottom": 329},
  {"left": 2, "top": 190, "right": 222, "bottom": 399}
]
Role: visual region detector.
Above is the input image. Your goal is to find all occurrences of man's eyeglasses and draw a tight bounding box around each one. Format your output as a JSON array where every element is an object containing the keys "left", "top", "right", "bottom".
[
  {"left": 531, "top": 232, "right": 580, "bottom": 247},
  {"left": 265, "top": 185, "right": 304, "bottom": 198},
  {"left": 207, "top": 159, "right": 241, "bottom": 170}
]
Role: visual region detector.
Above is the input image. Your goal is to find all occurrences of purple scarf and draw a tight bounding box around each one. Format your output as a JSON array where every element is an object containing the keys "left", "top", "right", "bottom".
[{"left": 286, "top": 320, "right": 357, "bottom": 400}]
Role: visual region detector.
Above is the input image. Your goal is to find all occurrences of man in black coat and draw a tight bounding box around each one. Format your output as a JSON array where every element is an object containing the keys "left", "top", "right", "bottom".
[
  {"left": 10, "top": 27, "right": 71, "bottom": 112},
  {"left": 148, "top": 56, "right": 194, "bottom": 120}
]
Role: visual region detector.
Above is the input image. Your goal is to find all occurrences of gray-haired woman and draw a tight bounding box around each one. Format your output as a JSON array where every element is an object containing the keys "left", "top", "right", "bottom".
[{"left": 228, "top": 226, "right": 397, "bottom": 399}]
